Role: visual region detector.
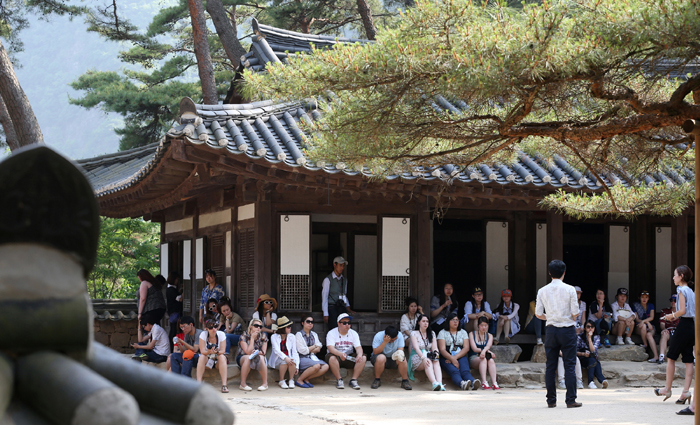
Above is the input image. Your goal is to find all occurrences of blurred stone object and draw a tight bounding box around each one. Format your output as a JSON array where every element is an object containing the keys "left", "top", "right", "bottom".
[{"left": 0, "top": 146, "right": 234, "bottom": 425}]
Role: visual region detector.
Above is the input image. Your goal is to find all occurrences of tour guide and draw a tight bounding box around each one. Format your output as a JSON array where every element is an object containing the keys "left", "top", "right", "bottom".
[
  {"left": 322, "top": 256, "right": 357, "bottom": 329},
  {"left": 535, "top": 260, "right": 581, "bottom": 408}
]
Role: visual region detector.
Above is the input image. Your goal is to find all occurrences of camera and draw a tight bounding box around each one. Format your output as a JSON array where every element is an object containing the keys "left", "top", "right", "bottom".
[
  {"left": 484, "top": 351, "right": 492, "bottom": 360},
  {"left": 426, "top": 351, "right": 439, "bottom": 360}
]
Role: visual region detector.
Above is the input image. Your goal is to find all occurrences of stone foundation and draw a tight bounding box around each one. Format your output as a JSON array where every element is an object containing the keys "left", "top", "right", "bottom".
[{"left": 94, "top": 319, "right": 140, "bottom": 353}]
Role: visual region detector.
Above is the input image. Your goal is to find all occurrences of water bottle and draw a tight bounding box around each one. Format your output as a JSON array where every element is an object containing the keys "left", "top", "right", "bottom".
[
  {"left": 345, "top": 355, "right": 356, "bottom": 362},
  {"left": 249, "top": 349, "right": 259, "bottom": 360}
]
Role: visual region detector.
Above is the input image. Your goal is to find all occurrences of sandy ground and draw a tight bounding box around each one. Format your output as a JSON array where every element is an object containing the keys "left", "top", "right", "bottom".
[{"left": 221, "top": 384, "right": 694, "bottom": 424}]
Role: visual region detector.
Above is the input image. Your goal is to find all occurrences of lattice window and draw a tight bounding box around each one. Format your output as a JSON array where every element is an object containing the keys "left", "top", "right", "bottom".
[
  {"left": 279, "top": 274, "right": 310, "bottom": 311},
  {"left": 238, "top": 228, "right": 255, "bottom": 308},
  {"left": 381, "top": 276, "right": 410, "bottom": 312}
]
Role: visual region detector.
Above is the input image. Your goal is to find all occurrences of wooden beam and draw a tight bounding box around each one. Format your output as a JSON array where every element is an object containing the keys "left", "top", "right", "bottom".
[
  {"left": 546, "top": 210, "right": 563, "bottom": 263},
  {"left": 672, "top": 213, "right": 689, "bottom": 268}
]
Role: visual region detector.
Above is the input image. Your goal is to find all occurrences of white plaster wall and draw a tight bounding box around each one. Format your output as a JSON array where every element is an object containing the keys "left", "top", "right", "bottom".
[
  {"left": 656, "top": 227, "right": 673, "bottom": 301},
  {"left": 195, "top": 238, "right": 204, "bottom": 279},
  {"left": 382, "top": 217, "right": 411, "bottom": 276},
  {"left": 160, "top": 244, "right": 168, "bottom": 276},
  {"left": 536, "top": 223, "right": 547, "bottom": 290},
  {"left": 486, "top": 221, "right": 509, "bottom": 305},
  {"left": 608, "top": 225, "right": 630, "bottom": 302},
  {"left": 183, "top": 240, "right": 191, "bottom": 280},
  {"left": 354, "top": 235, "right": 378, "bottom": 310},
  {"left": 165, "top": 218, "right": 193, "bottom": 234},
  {"left": 225, "top": 231, "right": 232, "bottom": 268},
  {"left": 280, "top": 215, "right": 310, "bottom": 275},
  {"left": 238, "top": 204, "right": 255, "bottom": 221},
  {"left": 199, "top": 209, "right": 231, "bottom": 229}
]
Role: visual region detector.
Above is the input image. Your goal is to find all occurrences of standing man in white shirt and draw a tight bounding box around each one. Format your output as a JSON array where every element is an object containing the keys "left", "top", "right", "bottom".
[
  {"left": 322, "top": 256, "right": 357, "bottom": 330},
  {"left": 535, "top": 260, "right": 581, "bottom": 408}
]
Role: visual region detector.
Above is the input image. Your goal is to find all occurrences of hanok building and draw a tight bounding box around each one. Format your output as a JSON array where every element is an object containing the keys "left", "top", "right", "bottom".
[{"left": 79, "top": 21, "right": 694, "bottom": 341}]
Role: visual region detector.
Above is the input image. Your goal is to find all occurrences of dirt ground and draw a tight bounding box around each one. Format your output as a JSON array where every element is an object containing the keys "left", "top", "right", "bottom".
[{"left": 221, "top": 385, "right": 694, "bottom": 424}]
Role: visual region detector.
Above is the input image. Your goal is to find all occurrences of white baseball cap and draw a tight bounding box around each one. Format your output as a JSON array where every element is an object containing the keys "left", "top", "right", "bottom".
[
  {"left": 333, "top": 256, "right": 348, "bottom": 265},
  {"left": 337, "top": 313, "right": 352, "bottom": 323}
]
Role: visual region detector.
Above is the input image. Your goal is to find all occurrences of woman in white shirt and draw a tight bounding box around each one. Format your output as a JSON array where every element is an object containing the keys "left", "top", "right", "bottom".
[
  {"left": 195, "top": 319, "right": 228, "bottom": 393},
  {"left": 295, "top": 313, "right": 329, "bottom": 388},
  {"left": 269, "top": 316, "right": 299, "bottom": 389},
  {"left": 400, "top": 297, "right": 423, "bottom": 342},
  {"left": 611, "top": 288, "right": 636, "bottom": 345}
]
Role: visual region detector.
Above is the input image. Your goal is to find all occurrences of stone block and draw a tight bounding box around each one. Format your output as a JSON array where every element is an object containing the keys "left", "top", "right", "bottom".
[
  {"left": 597, "top": 345, "right": 648, "bottom": 362},
  {"left": 111, "top": 333, "right": 131, "bottom": 350},
  {"left": 530, "top": 344, "right": 546, "bottom": 363},
  {"left": 94, "top": 331, "right": 110, "bottom": 346},
  {"left": 491, "top": 344, "right": 522, "bottom": 363},
  {"left": 98, "top": 320, "right": 116, "bottom": 334},
  {"left": 128, "top": 328, "right": 138, "bottom": 336}
]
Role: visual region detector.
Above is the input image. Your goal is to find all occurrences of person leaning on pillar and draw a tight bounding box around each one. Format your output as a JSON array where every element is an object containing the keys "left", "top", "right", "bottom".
[{"left": 535, "top": 260, "right": 582, "bottom": 409}]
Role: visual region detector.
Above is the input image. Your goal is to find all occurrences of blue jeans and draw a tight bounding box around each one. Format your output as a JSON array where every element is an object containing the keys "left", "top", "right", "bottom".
[
  {"left": 545, "top": 326, "right": 577, "bottom": 405},
  {"left": 439, "top": 356, "right": 475, "bottom": 387},
  {"left": 593, "top": 317, "right": 612, "bottom": 336},
  {"left": 225, "top": 334, "right": 240, "bottom": 354},
  {"left": 579, "top": 356, "right": 605, "bottom": 384},
  {"left": 134, "top": 342, "right": 168, "bottom": 363},
  {"left": 524, "top": 317, "right": 545, "bottom": 339},
  {"left": 170, "top": 352, "right": 200, "bottom": 377}
]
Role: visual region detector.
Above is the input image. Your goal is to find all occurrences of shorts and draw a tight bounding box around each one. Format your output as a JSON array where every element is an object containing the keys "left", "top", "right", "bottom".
[
  {"left": 370, "top": 354, "right": 398, "bottom": 369},
  {"left": 325, "top": 352, "right": 363, "bottom": 369},
  {"left": 667, "top": 317, "right": 695, "bottom": 363}
]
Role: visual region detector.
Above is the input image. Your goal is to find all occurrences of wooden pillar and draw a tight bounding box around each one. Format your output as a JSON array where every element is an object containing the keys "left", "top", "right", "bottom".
[
  {"left": 511, "top": 212, "right": 530, "bottom": 307},
  {"left": 546, "top": 210, "right": 563, "bottom": 264},
  {"left": 416, "top": 209, "right": 432, "bottom": 309},
  {"left": 255, "top": 199, "right": 272, "bottom": 297},
  {"left": 672, "top": 213, "right": 689, "bottom": 268},
  {"left": 628, "top": 216, "right": 651, "bottom": 297}
]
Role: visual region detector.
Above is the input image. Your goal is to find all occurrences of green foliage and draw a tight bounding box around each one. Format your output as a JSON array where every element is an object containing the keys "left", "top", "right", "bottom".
[
  {"left": 243, "top": 0, "right": 700, "bottom": 218},
  {"left": 87, "top": 217, "right": 160, "bottom": 299}
]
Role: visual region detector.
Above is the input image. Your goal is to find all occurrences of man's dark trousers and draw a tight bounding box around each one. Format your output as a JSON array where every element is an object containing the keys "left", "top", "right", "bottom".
[{"left": 544, "top": 325, "right": 577, "bottom": 405}]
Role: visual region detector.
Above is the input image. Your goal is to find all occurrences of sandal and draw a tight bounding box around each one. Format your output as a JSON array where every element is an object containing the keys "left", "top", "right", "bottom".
[
  {"left": 654, "top": 388, "right": 672, "bottom": 401},
  {"left": 221, "top": 385, "right": 229, "bottom": 393}
]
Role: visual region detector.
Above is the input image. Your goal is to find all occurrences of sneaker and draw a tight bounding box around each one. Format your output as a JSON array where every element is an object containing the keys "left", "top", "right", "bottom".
[
  {"left": 239, "top": 384, "right": 252, "bottom": 391},
  {"left": 460, "top": 380, "right": 472, "bottom": 390},
  {"left": 401, "top": 379, "right": 412, "bottom": 390},
  {"left": 504, "top": 336, "right": 510, "bottom": 345},
  {"left": 603, "top": 337, "right": 611, "bottom": 348},
  {"left": 481, "top": 383, "right": 492, "bottom": 390},
  {"left": 349, "top": 379, "right": 360, "bottom": 390},
  {"left": 472, "top": 379, "right": 481, "bottom": 390},
  {"left": 371, "top": 378, "right": 381, "bottom": 389},
  {"left": 492, "top": 383, "right": 501, "bottom": 390},
  {"left": 601, "top": 380, "right": 608, "bottom": 389},
  {"left": 288, "top": 380, "right": 295, "bottom": 389},
  {"left": 432, "top": 382, "right": 441, "bottom": 391},
  {"left": 658, "top": 354, "right": 665, "bottom": 364},
  {"left": 439, "top": 384, "right": 447, "bottom": 391},
  {"left": 336, "top": 379, "right": 345, "bottom": 389},
  {"left": 278, "top": 380, "right": 289, "bottom": 389},
  {"left": 588, "top": 381, "right": 597, "bottom": 389},
  {"left": 257, "top": 385, "right": 268, "bottom": 391},
  {"left": 558, "top": 381, "right": 566, "bottom": 390},
  {"left": 616, "top": 336, "right": 625, "bottom": 345},
  {"left": 625, "top": 337, "right": 635, "bottom": 345},
  {"left": 577, "top": 380, "right": 584, "bottom": 389},
  {"left": 536, "top": 338, "right": 543, "bottom": 345}
]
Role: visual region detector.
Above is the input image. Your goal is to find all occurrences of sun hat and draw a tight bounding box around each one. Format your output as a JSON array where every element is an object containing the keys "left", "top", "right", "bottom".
[
  {"left": 255, "top": 294, "right": 277, "bottom": 310},
  {"left": 276, "top": 316, "right": 293, "bottom": 329}
]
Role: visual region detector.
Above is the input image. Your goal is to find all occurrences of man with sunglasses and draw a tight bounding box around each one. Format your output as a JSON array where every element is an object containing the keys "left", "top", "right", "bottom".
[
  {"left": 169, "top": 316, "right": 203, "bottom": 377},
  {"left": 322, "top": 257, "right": 357, "bottom": 330},
  {"left": 326, "top": 313, "right": 366, "bottom": 389}
]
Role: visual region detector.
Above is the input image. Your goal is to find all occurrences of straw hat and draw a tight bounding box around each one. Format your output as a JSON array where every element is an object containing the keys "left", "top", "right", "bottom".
[
  {"left": 255, "top": 294, "right": 277, "bottom": 310},
  {"left": 276, "top": 316, "right": 293, "bottom": 329}
]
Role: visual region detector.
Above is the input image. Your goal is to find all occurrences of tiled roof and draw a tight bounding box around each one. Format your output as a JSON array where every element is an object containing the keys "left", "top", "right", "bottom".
[
  {"left": 78, "top": 142, "right": 165, "bottom": 197},
  {"left": 92, "top": 299, "right": 138, "bottom": 321}
]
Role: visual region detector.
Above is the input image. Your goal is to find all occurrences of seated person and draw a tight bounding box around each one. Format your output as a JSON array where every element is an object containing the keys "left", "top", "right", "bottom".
[
  {"left": 588, "top": 289, "right": 613, "bottom": 348},
  {"left": 633, "top": 290, "right": 659, "bottom": 362},
  {"left": 169, "top": 316, "right": 203, "bottom": 377},
  {"left": 237, "top": 319, "right": 269, "bottom": 392},
  {"left": 202, "top": 298, "right": 220, "bottom": 327},
  {"left": 131, "top": 317, "right": 170, "bottom": 363},
  {"left": 658, "top": 294, "right": 680, "bottom": 364},
  {"left": 252, "top": 294, "right": 278, "bottom": 335},
  {"left": 326, "top": 313, "right": 366, "bottom": 390},
  {"left": 557, "top": 354, "right": 583, "bottom": 390},
  {"left": 523, "top": 300, "right": 545, "bottom": 345},
  {"left": 371, "top": 325, "right": 411, "bottom": 390},
  {"left": 400, "top": 297, "right": 423, "bottom": 342},
  {"left": 611, "top": 287, "right": 636, "bottom": 345},
  {"left": 269, "top": 316, "right": 300, "bottom": 389},
  {"left": 468, "top": 316, "right": 499, "bottom": 390},
  {"left": 578, "top": 320, "right": 609, "bottom": 389},
  {"left": 463, "top": 287, "right": 492, "bottom": 333},
  {"left": 493, "top": 289, "right": 520, "bottom": 345},
  {"left": 195, "top": 319, "right": 229, "bottom": 393},
  {"left": 574, "top": 286, "right": 587, "bottom": 335},
  {"left": 438, "top": 313, "right": 479, "bottom": 390},
  {"left": 410, "top": 313, "right": 445, "bottom": 391},
  {"left": 218, "top": 299, "right": 244, "bottom": 356},
  {"left": 295, "top": 314, "right": 328, "bottom": 388}
]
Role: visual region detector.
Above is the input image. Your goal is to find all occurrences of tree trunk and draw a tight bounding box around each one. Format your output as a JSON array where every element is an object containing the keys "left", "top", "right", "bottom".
[
  {"left": 0, "top": 96, "right": 20, "bottom": 151},
  {"left": 356, "top": 0, "right": 376, "bottom": 40},
  {"left": 0, "top": 39, "right": 43, "bottom": 149},
  {"left": 206, "top": 0, "right": 246, "bottom": 68},
  {"left": 187, "top": 0, "right": 218, "bottom": 104}
]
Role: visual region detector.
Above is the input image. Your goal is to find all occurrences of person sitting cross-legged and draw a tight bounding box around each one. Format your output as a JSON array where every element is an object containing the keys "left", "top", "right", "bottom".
[
  {"left": 169, "top": 316, "right": 203, "bottom": 377},
  {"left": 325, "top": 313, "right": 366, "bottom": 390},
  {"left": 131, "top": 317, "right": 170, "bottom": 363},
  {"left": 438, "top": 312, "right": 479, "bottom": 390},
  {"left": 370, "top": 325, "right": 411, "bottom": 390}
]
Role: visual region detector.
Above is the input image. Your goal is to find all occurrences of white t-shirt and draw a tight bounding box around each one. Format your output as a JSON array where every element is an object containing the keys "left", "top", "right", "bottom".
[
  {"left": 199, "top": 330, "right": 226, "bottom": 351},
  {"left": 326, "top": 328, "right": 361, "bottom": 355},
  {"left": 148, "top": 324, "right": 170, "bottom": 357}
]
